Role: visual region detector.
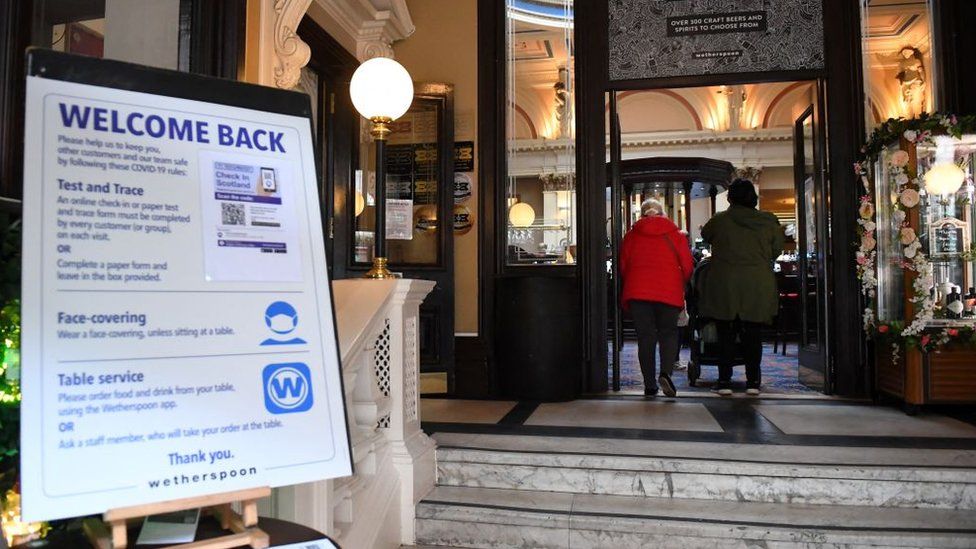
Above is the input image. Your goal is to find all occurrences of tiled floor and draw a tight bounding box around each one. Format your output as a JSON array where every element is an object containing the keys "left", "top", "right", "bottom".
[
  {"left": 420, "top": 398, "right": 517, "bottom": 424},
  {"left": 525, "top": 400, "right": 723, "bottom": 432},
  {"left": 420, "top": 396, "right": 976, "bottom": 449},
  {"left": 757, "top": 404, "right": 976, "bottom": 439}
]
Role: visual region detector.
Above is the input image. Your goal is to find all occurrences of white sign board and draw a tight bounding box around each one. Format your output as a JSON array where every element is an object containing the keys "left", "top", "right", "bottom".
[{"left": 20, "top": 69, "right": 351, "bottom": 521}]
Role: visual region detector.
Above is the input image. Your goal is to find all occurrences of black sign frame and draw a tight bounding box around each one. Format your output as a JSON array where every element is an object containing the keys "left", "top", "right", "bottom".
[{"left": 23, "top": 47, "right": 354, "bottom": 475}]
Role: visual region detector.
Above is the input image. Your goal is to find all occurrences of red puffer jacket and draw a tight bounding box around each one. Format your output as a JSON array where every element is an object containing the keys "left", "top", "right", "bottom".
[{"left": 620, "top": 216, "right": 694, "bottom": 310}]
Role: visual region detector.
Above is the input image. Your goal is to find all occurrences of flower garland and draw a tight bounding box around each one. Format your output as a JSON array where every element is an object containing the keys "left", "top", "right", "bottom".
[{"left": 855, "top": 113, "right": 976, "bottom": 354}]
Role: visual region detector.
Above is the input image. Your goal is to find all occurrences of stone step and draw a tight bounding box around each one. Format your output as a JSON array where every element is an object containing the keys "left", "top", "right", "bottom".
[
  {"left": 416, "top": 486, "right": 976, "bottom": 549},
  {"left": 433, "top": 433, "right": 976, "bottom": 510}
]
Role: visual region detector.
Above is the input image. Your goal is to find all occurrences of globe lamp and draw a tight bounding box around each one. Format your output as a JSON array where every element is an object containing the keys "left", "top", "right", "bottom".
[
  {"left": 350, "top": 57, "right": 414, "bottom": 278},
  {"left": 924, "top": 163, "right": 966, "bottom": 197},
  {"left": 350, "top": 57, "right": 414, "bottom": 136},
  {"left": 924, "top": 136, "right": 966, "bottom": 197},
  {"left": 354, "top": 191, "right": 365, "bottom": 217},
  {"left": 509, "top": 202, "right": 536, "bottom": 227}
]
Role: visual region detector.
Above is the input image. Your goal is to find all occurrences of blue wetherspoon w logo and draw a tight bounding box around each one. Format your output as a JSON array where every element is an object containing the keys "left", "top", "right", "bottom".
[{"left": 263, "top": 363, "right": 314, "bottom": 414}]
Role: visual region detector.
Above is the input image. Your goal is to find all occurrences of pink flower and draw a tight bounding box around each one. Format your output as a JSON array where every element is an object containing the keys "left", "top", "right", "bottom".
[
  {"left": 900, "top": 227, "right": 917, "bottom": 245},
  {"left": 900, "top": 189, "right": 920, "bottom": 208},
  {"left": 891, "top": 150, "right": 910, "bottom": 168},
  {"left": 861, "top": 234, "right": 877, "bottom": 252},
  {"left": 857, "top": 255, "right": 869, "bottom": 266},
  {"left": 878, "top": 325, "right": 890, "bottom": 334},
  {"left": 921, "top": 335, "right": 931, "bottom": 347},
  {"left": 948, "top": 329, "right": 959, "bottom": 337}
]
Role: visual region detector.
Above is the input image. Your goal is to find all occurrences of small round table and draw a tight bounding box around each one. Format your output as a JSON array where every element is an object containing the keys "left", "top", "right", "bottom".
[{"left": 13, "top": 517, "right": 338, "bottom": 548}]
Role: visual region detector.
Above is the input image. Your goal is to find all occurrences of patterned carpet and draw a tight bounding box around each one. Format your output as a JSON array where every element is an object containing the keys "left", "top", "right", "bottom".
[{"left": 609, "top": 341, "right": 817, "bottom": 395}]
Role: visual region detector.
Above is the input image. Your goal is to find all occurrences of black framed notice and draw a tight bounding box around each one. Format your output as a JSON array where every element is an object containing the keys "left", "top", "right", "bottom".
[
  {"left": 929, "top": 217, "right": 970, "bottom": 258},
  {"left": 608, "top": 0, "right": 825, "bottom": 82}
]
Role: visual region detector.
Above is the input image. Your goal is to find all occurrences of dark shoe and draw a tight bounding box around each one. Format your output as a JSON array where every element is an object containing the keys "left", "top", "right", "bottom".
[
  {"left": 712, "top": 381, "right": 733, "bottom": 397},
  {"left": 658, "top": 374, "right": 677, "bottom": 397},
  {"left": 644, "top": 387, "right": 659, "bottom": 397}
]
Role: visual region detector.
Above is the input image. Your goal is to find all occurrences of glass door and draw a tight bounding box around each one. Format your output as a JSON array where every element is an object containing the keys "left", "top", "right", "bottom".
[{"left": 793, "top": 96, "right": 830, "bottom": 392}]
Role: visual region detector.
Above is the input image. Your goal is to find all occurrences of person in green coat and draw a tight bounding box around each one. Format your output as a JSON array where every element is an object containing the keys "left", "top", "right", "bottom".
[{"left": 700, "top": 179, "right": 785, "bottom": 396}]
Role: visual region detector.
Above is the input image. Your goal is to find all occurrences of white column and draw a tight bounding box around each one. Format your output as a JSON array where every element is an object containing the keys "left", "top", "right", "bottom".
[{"left": 387, "top": 280, "right": 437, "bottom": 544}]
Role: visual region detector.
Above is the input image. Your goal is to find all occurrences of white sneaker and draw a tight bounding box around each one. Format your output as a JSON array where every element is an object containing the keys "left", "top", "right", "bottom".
[
  {"left": 713, "top": 387, "right": 733, "bottom": 396},
  {"left": 746, "top": 387, "right": 761, "bottom": 396},
  {"left": 673, "top": 361, "right": 687, "bottom": 371}
]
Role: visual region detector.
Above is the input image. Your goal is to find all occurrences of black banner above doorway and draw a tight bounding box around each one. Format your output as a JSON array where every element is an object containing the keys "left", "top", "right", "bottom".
[{"left": 608, "top": 0, "right": 825, "bottom": 82}]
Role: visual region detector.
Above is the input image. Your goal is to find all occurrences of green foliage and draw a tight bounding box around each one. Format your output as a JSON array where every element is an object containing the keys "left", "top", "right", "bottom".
[
  {"left": 858, "top": 113, "right": 976, "bottom": 163},
  {"left": 0, "top": 211, "right": 20, "bottom": 497},
  {"left": 0, "top": 395, "right": 20, "bottom": 496}
]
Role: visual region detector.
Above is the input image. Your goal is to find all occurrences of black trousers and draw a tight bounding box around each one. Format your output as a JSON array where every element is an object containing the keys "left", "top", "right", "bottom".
[
  {"left": 716, "top": 318, "right": 763, "bottom": 387},
  {"left": 629, "top": 300, "right": 681, "bottom": 391}
]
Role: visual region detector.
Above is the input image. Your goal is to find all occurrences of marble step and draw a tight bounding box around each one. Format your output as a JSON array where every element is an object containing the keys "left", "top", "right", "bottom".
[
  {"left": 415, "top": 486, "right": 976, "bottom": 549},
  {"left": 433, "top": 433, "right": 976, "bottom": 510}
]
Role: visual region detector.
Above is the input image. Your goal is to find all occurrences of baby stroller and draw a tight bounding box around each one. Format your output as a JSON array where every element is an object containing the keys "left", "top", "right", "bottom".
[{"left": 685, "top": 258, "right": 746, "bottom": 387}]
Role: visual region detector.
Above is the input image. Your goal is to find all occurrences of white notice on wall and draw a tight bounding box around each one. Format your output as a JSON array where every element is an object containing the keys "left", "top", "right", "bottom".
[
  {"left": 20, "top": 75, "right": 351, "bottom": 521},
  {"left": 386, "top": 199, "right": 414, "bottom": 240}
]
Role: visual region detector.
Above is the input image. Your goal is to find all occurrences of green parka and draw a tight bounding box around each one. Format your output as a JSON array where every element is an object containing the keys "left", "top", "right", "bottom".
[{"left": 699, "top": 205, "right": 785, "bottom": 324}]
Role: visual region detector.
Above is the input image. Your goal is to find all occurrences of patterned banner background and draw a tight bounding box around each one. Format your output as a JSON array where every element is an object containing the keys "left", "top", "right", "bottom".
[{"left": 609, "top": 0, "right": 824, "bottom": 81}]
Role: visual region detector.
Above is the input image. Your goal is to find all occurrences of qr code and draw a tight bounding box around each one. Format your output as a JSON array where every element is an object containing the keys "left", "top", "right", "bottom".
[{"left": 221, "top": 202, "right": 246, "bottom": 225}]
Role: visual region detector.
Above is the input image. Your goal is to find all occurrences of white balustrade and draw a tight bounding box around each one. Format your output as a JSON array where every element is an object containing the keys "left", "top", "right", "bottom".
[{"left": 265, "top": 278, "right": 436, "bottom": 548}]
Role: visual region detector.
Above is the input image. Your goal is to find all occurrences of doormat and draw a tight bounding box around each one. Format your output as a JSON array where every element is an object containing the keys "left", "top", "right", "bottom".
[{"left": 609, "top": 342, "right": 817, "bottom": 395}]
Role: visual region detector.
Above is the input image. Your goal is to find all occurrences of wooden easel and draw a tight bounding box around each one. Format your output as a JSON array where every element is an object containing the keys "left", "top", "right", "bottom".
[{"left": 82, "top": 487, "right": 271, "bottom": 549}]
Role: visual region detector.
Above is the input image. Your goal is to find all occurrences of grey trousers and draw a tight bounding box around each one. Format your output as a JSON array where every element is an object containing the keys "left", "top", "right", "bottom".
[{"left": 629, "top": 300, "right": 681, "bottom": 392}]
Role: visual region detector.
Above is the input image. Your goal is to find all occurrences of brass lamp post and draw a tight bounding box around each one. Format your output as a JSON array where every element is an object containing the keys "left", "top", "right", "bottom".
[{"left": 349, "top": 57, "right": 414, "bottom": 278}]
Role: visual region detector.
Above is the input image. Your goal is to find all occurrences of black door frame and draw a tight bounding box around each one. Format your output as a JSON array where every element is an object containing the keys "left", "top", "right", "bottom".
[
  {"left": 794, "top": 98, "right": 832, "bottom": 392},
  {"left": 580, "top": 0, "right": 867, "bottom": 396},
  {"left": 297, "top": 17, "right": 360, "bottom": 272},
  {"left": 475, "top": 0, "right": 867, "bottom": 397}
]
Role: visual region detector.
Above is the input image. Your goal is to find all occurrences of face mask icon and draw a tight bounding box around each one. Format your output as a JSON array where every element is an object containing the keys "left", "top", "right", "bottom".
[
  {"left": 260, "top": 301, "right": 307, "bottom": 346},
  {"left": 267, "top": 313, "right": 297, "bottom": 334}
]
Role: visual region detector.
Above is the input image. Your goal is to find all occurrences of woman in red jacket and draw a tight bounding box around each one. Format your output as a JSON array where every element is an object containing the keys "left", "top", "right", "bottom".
[{"left": 620, "top": 199, "right": 694, "bottom": 397}]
